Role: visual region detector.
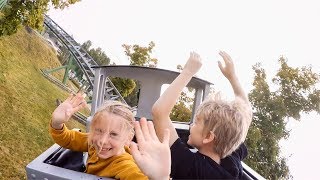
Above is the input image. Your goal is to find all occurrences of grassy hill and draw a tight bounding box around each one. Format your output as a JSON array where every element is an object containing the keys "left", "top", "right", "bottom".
[{"left": 0, "top": 28, "right": 85, "bottom": 179}]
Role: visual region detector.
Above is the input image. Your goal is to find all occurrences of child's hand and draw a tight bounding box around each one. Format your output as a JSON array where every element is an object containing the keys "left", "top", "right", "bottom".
[
  {"left": 130, "top": 118, "right": 171, "bottom": 180},
  {"left": 182, "top": 51, "right": 202, "bottom": 76},
  {"left": 51, "top": 93, "right": 87, "bottom": 129},
  {"left": 218, "top": 51, "right": 236, "bottom": 81}
]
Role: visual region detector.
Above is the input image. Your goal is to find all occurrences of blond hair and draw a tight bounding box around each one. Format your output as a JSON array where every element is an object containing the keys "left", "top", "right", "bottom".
[
  {"left": 88, "top": 100, "right": 135, "bottom": 145},
  {"left": 195, "top": 93, "right": 251, "bottom": 158}
]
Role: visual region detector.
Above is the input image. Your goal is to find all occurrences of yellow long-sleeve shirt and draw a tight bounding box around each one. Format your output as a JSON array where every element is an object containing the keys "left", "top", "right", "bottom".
[{"left": 49, "top": 124, "right": 148, "bottom": 180}]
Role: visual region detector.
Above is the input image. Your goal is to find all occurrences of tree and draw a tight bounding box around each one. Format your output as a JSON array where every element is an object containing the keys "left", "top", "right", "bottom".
[
  {"left": 81, "top": 40, "right": 110, "bottom": 65},
  {"left": 122, "top": 41, "right": 158, "bottom": 67},
  {"left": 0, "top": 0, "right": 80, "bottom": 36},
  {"left": 245, "top": 56, "right": 320, "bottom": 179},
  {"left": 170, "top": 91, "right": 194, "bottom": 122},
  {"left": 110, "top": 77, "right": 135, "bottom": 98}
]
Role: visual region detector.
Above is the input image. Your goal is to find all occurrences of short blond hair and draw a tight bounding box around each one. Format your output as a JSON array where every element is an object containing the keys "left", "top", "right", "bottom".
[
  {"left": 195, "top": 93, "right": 251, "bottom": 158},
  {"left": 88, "top": 100, "right": 135, "bottom": 144}
]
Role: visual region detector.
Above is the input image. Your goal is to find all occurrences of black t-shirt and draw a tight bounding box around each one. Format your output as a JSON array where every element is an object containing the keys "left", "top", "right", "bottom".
[{"left": 170, "top": 138, "right": 248, "bottom": 179}]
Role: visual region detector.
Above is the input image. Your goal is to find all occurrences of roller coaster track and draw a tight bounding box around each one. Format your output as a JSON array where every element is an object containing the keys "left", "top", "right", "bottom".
[{"left": 43, "top": 15, "right": 126, "bottom": 105}]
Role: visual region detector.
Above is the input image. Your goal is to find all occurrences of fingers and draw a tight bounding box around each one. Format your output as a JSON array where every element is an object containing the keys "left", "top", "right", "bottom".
[
  {"left": 71, "top": 100, "right": 87, "bottom": 114},
  {"left": 190, "top": 51, "right": 201, "bottom": 61},
  {"left": 147, "top": 121, "right": 158, "bottom": 140},
  {"left": 140, "top": 117, "right": 151, "bottom": 141},
  {"left": 219, "top": 51, "right": 233, "bottom": 64},
  {"left": 66, "top": 93, "right": 74, "bottom": 102},
  {"left": 130, "top": 142, "right": 141, "bottom": 162},
  {"left": 71, "top": 93, "right": 83, "bottom": 106},
  {"left": 134, "top": 120, "right": 145, "bottom": 144},
  {"left": 218, "top": 60, "right": 224, "bottom": 72}
]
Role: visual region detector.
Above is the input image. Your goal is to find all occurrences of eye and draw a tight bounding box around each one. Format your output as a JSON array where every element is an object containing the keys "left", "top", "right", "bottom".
[
  {"left": 110, "top": 132, "right": 118, "bottom": 137},
  {"left": 95, "top": 128, "right": 103, "bottom": 134}
]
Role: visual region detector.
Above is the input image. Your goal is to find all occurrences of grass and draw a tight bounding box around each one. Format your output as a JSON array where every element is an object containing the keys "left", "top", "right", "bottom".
[{"left": 0, "top": 27, "right": 86, "bottom": 179}]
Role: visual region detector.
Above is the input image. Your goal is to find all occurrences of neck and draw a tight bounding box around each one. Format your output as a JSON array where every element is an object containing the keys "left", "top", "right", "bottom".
[{"left": 199, "top": 147, "right": 221, "bottom": 164}]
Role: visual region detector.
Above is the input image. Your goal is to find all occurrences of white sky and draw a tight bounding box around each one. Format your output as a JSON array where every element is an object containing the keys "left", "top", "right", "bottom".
[{"left": 48, "top": 0, "right": 320, "bottom": 179}]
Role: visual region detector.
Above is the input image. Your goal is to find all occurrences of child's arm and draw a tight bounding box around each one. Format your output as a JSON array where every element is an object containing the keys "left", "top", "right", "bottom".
[
  {"left": 152, "top": 52, "right": 202, "bottom": 146},
  {"left": 218, "top": 51, "right": 252, "bottom": 140},
  {"left": 218, "top": 51, "right": 250, "bottom": 104},
  {"left": 51, "top": 93, "right": 87, "bottom": 129},
  {"left": 50, "top": 93, "right": 88, "bottom": 151}
]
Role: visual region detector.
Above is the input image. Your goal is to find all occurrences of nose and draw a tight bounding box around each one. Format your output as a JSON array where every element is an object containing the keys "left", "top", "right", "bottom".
[
  {"left": 189, "top": 122, "right": 194, "bottom": 131},
  {"left": 189, "top": 122, "right": 194, "bottom": 127},
  {"left": 98, "top": 133, "right": 109, "bottom": 147}
]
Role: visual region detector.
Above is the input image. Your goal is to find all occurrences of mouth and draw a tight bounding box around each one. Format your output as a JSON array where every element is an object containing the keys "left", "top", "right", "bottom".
[{"left": 98, "top": 147, "right": 112, "bottom": 153}]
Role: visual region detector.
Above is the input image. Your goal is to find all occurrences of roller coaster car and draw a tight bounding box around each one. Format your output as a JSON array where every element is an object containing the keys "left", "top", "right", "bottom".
[{"left": 26, "top": 66, "right": 263, "bottom": 180}]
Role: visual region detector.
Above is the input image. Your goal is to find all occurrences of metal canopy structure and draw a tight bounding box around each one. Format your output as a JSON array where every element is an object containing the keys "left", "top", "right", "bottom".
[{"left": 91, "top": 65, "right": 213, "bottom": 120}]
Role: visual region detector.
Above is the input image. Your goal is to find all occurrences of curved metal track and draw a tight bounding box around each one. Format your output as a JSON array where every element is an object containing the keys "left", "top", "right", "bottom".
[{"left": 43, "top": 15, "right": 126, "bottom": 104}]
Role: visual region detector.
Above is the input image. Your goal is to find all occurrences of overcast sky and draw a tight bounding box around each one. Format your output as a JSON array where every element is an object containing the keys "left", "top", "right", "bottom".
[{"left": 48, "top": 0, "right": 320, "bottom": 178}]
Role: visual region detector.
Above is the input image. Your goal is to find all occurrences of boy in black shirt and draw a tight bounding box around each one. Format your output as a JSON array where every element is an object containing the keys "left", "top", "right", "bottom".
[{"left": 152, "top": 51, "right": 252, "bottom": 179}]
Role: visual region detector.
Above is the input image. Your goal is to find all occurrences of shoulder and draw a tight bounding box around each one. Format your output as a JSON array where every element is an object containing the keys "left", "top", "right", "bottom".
[{"left": 220, "top": 143, "right": 248, "bottom": 178}]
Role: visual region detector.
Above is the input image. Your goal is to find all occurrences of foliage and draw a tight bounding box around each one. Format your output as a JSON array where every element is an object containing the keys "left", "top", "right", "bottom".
[
  {"left": 110, "top": 77, "right": 136, "bottom": 98},
  {"left": 81, "top": 40, "right": 111, "bottom": 65},
  {"left": 245, "top": 56, "right": 320, "bottom": 179},
  {"left": 170, "top": 92, "right": 194, "bottom": 122},
  {"left": 0, "top": 0, "right": 80, "bottom": 36},
  {"left": 122, "top": 41, "right": 158, "bottom": 67}
]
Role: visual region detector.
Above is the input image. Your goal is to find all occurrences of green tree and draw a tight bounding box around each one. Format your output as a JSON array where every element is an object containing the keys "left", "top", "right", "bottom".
[
  {"left": 170, "top": 91, "right": 194, "bottom": 122},
  {"left": 245, "top": 56, "right": 320, "bottom": 179},
  {"left": 81, "top": 40, "right": 110, "bottom": 65},
  {"left": 110, "top": 77, "right": 135, "bottom": 98},
  {"left": 0, "top": 0, "right": 80, "bottom": 36},
  {"left": 122, "top": 41, "right": 158, "bottom": 67}
]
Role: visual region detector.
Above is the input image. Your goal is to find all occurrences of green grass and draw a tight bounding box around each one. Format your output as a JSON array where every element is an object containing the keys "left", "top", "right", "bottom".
[{"left": 0, "top": 28, "right": 86, "bottom": 179}]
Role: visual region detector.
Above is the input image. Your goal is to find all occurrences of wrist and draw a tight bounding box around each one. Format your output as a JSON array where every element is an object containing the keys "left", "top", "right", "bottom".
[
  {"left": 181, "top": 69, "right": 195, "bottom": 77},
  {"left": 51, "top": 121, "right": 63, "bottom": 130},
  {"left": 228, "top": 75, "right": 238, "bottom": 83}
]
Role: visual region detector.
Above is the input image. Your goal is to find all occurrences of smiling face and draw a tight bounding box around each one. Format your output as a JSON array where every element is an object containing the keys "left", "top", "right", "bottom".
[{"left": 90, "top": 112, "right": 132, "bottom": 159}]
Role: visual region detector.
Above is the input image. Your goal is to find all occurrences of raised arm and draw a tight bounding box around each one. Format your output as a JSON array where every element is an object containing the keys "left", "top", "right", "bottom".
[
  {"left": 218, "top": 51, "right": 252, "bottom": 140},
  {"left": 218, "top": 51, "right": 249, "bottom": 104},
  {"left": 152, "top": 52, "right": 202, "bottom": 146}
]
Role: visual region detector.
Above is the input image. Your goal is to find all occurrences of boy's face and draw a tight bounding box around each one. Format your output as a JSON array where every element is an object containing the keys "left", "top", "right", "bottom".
[
  {"left": 91, "top": 112, "right": 131, "bottom": 159},
  {"left": 187, "top": 116, "right": 206, "bottom": 149}
]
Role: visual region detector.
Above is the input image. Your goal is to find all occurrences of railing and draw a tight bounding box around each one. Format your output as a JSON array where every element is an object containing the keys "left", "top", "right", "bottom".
[{"left": 0, "top": 0, "right": 8, "bottom": 10}]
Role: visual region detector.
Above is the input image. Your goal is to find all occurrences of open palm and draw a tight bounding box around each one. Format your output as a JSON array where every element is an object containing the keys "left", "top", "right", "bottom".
[
  {"left": 130, "top": 118, "right": 171, "bottom": 180},
  {"left": 52, "top": 93, "right": 86, "bottom": 128}
]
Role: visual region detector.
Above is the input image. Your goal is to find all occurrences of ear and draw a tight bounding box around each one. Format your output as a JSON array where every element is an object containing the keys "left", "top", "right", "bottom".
[{"left": 203, "top": 131, "right": 215, "bottom": 144}]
